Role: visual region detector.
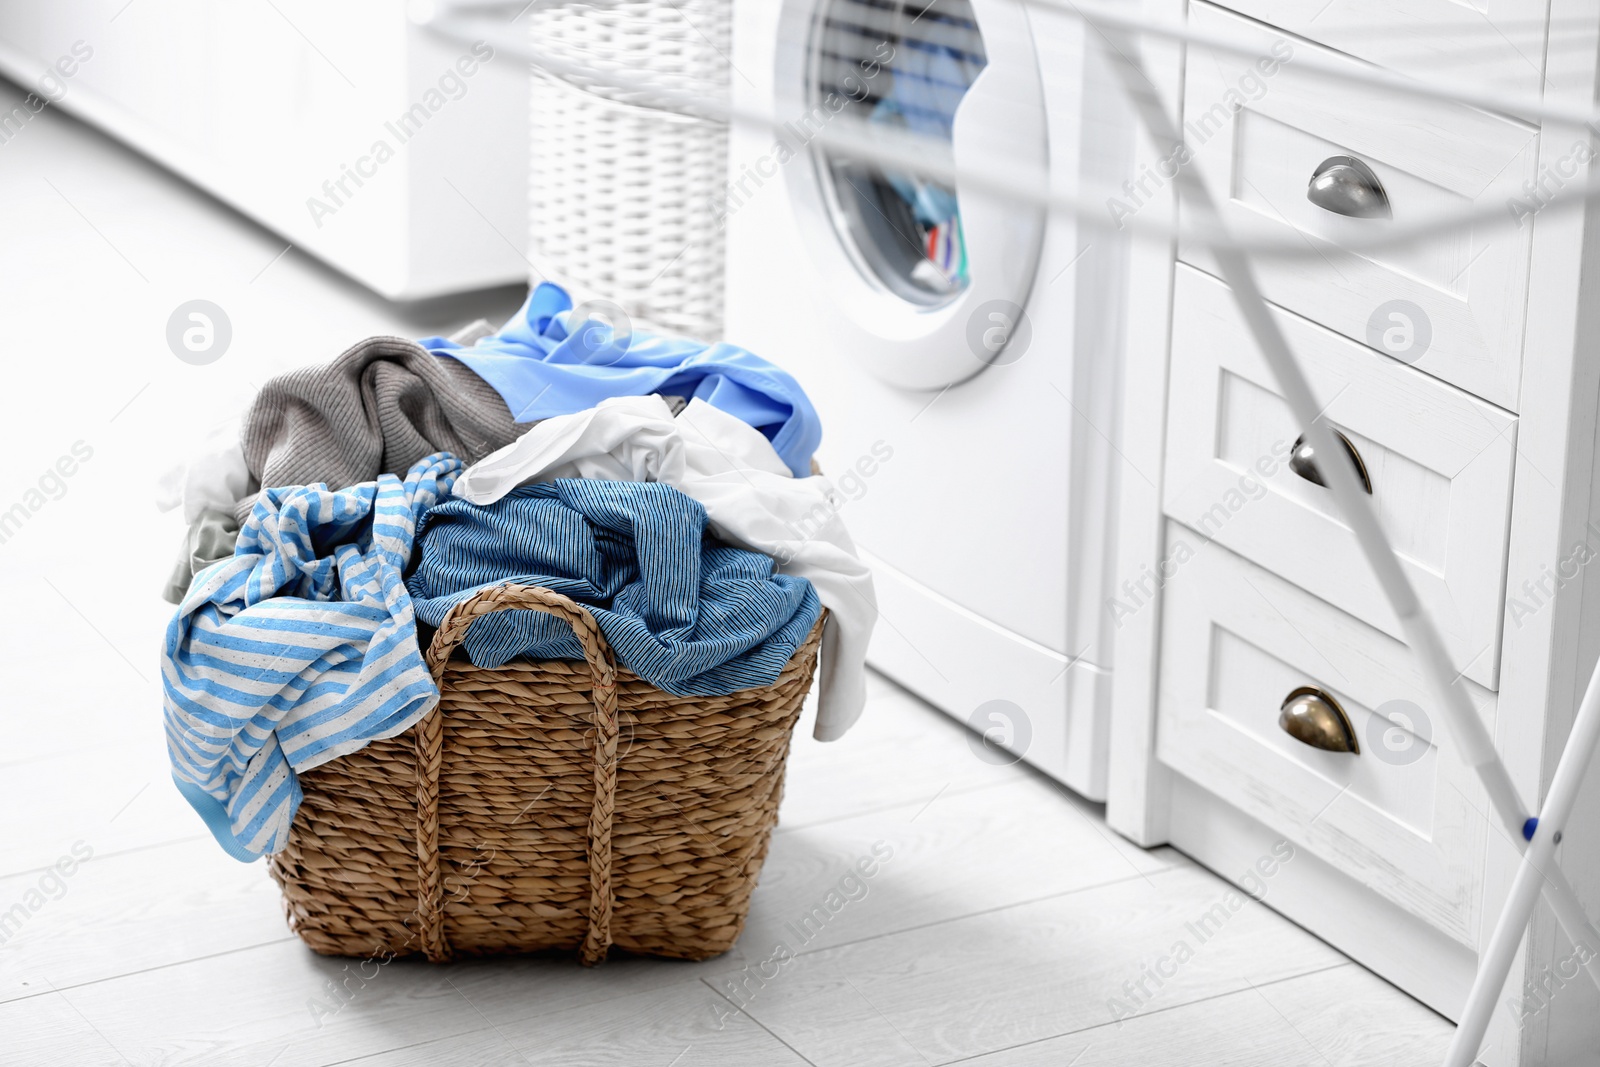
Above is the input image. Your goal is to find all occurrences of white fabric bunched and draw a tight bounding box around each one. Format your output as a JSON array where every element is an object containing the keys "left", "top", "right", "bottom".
[{"left": 453, "top": 394, "right": 877, "bottom": 740}]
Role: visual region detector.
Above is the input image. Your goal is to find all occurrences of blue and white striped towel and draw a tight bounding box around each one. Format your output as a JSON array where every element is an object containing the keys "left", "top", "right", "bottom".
[
  {"left": 161, "top": 452, "right": 462, "bottom": 861},
  {"left": 407, "top": 480, "right": 822, "bottom": 695}
]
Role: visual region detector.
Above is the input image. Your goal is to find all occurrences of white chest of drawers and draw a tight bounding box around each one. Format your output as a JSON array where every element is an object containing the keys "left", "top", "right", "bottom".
[{"left": 1107, "top": 2, "right": 1600, "bottom": 1063}]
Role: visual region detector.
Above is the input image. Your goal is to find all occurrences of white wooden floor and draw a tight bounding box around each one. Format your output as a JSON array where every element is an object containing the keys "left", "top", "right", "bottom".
[{"left": 0, "top": 77, "right": 1456, "bottom": 1067}]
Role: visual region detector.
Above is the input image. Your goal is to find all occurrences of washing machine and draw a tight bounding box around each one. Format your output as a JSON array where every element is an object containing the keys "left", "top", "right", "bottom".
[{"left": 724, "top": 0, "right": 1132, "bottom": 797}]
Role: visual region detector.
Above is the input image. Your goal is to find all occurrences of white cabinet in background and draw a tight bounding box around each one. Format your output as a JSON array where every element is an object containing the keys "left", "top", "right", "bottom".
[
  {"left": 1163, "top": 264, "right": 1518, "bottom": 689},
  {"left": 1205, "top": 0, "right": 1551, "bottom": 97},
  {"left": 1109, "top": 1, "right": 1600, "bottom": 1064},
  {"left": 1156, "top": 522, "right": 1492, "bottom": 947},
  {"left": 1177, "top": 3, "right": 1540, "bottom": 411},
  {"left": 0, "top": 2, "right": 528, "bottom": 299}
]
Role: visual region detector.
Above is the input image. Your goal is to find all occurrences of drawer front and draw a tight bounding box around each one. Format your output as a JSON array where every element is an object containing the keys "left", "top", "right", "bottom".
[
  {"left": 1206, "top": 0, "right": 1549, "bottom": 97},
  {"left": 1178, "top": 3, "right": 1540, "bottom": 411},
  {"left": 1164, "top": 265, "right": 1517, "bottom": 689},
  {"left": 1155, "top": 525, "right": 1491, "bottom": 946}
]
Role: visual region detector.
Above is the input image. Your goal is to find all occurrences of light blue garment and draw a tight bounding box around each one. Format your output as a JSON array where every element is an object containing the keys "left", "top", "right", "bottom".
[
  {"left": 161, "top": 453, "right": 461, "bottom": 861},
  {"left": 418, "top": 284, "right": 821, "bottom": 478},
  {"left": 407, "top": 480, "right": 822, "bottom": 695}
]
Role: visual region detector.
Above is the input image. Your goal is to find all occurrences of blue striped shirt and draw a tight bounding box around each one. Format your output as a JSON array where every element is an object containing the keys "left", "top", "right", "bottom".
[{"left": 161, "top": 453, "right": 461, "bottom": 860}]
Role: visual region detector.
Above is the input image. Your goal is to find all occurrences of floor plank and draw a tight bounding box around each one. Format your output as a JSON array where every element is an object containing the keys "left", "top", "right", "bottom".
[
  {"left": 702, "top": 864, "right": 1349, "bottom": 1066},
  {"left": 28, "top": 940, "right": 488, "bottom": 1067},
  {"left": 957, "top": 964, "right": 1453, "bottom": 1066},
  {"left": 0, "top": 600, "right": 170, "bottom": 770},
  {"left": 0, "top": 836, "right": 289, "bottom": 1002},
  {"left": 778, "top": 672, "right": 1032, "bottom": 830},
  {"left": 0, "top": 990, "right": 132, "bottom": 1066},
  {"left": 0, "top": 739, "right": 203, "bottom": 879},
  {"left": 331, "top": 1029, "right": 538, "bottom": 1067},
  {"left": 21, "top": 941, "right": 809, "bottom": 1067},
  {"left": 450, "top": 976, "right": 812, "bottom": 1067},
  {"left": 734, "top": 774, "right": 1182, "bottom": 964},
  {"left": 1257, "top": 966, "right": 1456, "bottom": 1066}
]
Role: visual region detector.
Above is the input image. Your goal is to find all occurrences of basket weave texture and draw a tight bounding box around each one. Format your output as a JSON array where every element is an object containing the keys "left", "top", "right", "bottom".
[{"left": 267, "top": 582, "right": 822, "bottom": 965}]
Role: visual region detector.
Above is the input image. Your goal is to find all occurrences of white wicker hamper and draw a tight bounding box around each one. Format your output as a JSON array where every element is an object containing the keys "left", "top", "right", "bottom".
[{"left": 528, "top": 0, "right": 732, "bottom": 341}]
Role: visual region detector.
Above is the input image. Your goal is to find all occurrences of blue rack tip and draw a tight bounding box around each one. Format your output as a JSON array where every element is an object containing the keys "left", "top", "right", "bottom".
[{"left": 1523, "top": 816, "right": 1540, "bottom": 841}]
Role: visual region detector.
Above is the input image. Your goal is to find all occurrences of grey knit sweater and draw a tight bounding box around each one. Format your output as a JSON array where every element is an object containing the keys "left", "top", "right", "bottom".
[{"left": 238, "top": 332, "right": 525, "bottom": 517}]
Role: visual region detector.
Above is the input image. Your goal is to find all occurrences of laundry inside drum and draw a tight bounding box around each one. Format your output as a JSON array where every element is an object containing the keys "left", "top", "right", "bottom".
[{"left": 811, "top": 0, "right": 988, "bottom": 306}]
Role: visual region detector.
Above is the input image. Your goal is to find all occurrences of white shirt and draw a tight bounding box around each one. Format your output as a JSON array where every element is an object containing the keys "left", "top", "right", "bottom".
[{"left": 453, "top": 394, "right": 876, "bottom": 740}]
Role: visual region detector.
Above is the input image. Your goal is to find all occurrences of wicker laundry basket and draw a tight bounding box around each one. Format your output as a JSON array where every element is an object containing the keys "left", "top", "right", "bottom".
[
  {"left": 527, "top": 0, "right": 732, "bottom": 340},
  {"left": 267, "top": 582, "right": 822, "bottom": 965}
]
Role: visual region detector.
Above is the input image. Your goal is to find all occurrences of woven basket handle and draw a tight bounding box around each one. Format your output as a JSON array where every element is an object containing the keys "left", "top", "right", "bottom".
[{"left": 414, "top": 583, "right": 620, "bottom": 966}]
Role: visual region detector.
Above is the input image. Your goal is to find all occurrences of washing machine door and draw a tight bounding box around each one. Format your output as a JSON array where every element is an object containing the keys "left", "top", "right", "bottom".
[{"left": 776, "top": 0, "right": 1048, "bottom": 390}]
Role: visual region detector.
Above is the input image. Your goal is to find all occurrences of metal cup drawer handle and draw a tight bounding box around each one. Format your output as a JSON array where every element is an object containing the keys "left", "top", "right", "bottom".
[
  {"left": 1279, "top": 686, "right": 1360, "bottom": 754},
  {"left": 1289, "top": 430, "right": 1373, "bottom": 495},
  {"left": 1307, "top": 155, "right": 1392, "bottom": 220}
]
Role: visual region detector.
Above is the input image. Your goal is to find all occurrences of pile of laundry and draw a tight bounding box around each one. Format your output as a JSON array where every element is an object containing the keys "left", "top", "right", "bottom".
[{"left": 157, "top": 283, "right": 876, "bottom": 862}]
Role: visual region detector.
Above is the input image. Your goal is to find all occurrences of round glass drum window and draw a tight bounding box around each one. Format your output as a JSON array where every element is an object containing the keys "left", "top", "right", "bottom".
[{"left": 810, "top": 0, "right": 988, "bottom": 306}]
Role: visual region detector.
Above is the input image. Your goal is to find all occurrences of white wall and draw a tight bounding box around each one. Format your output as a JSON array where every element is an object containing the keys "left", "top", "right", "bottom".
[{"left": 0, "top": 0, "right": 528, "bottom": 299}]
